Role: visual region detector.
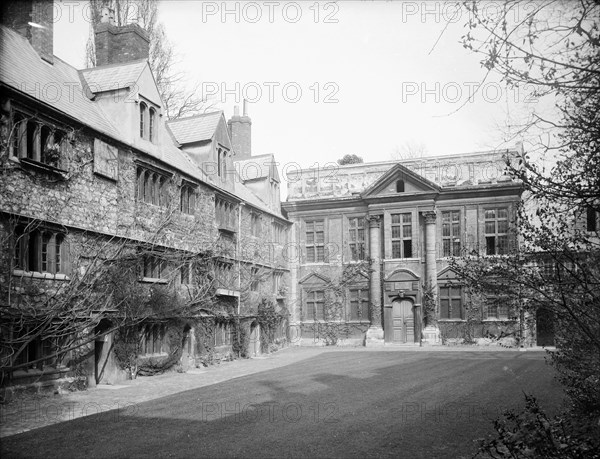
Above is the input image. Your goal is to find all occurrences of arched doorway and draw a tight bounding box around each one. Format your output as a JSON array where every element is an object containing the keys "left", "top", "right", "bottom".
[
  {"left": 180, "top": 324, "right": 192, "bottom": 371},
  {"left": 94, "top": 319, "right": 112, "bottom": 384},
  {"left": 392, "top": 299, "right": 414, "bottom": 343},
  {"left": 536, "top": 307, "right": 555, "bottom": 346},
  {"left": 249, "top": 321, "right": 261, "bottom": 357}
]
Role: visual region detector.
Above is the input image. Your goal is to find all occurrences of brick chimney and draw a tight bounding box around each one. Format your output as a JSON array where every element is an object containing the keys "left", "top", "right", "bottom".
[
  {"left": 1, "top": 0, "right": 54, "bottom": 64},
  {"left": 228, "top": 101, "right": 252, "bottom": 160},
  {"left": 94, "top": 8, "right": 150, "bottom": 66}
]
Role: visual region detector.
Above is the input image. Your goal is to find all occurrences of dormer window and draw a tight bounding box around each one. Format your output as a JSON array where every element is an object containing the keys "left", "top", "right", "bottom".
[
  {"left": 217, "top": 147, "right": 229, "bottom": 181},
  {"left": 396, "top": 180, "right": 405, "bottom": 193},
  {"left": 140, "top": 102, "right": 147, "bottom": 139},
  {"left": 149, "top": 107, "right": 156, "bottom": 143}
]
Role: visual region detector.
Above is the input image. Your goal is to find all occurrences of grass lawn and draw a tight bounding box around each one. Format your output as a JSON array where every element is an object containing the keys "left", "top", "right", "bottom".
[{"left": 1, "top": 350, "right": 564, "bottom": 459}]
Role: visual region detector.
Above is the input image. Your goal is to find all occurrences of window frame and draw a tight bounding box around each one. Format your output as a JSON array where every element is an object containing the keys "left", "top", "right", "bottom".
[
  {"left": 250, "top": 267, "right": 259, "bottom": 292},
  {"left": 13, "top": 225, "right": 70, "bottom": 277},
  {"left": 251, "top": 212, "right": 262, "bottom": 237},
  {"left": 349, "top": 288, "right": 369, "bottom": 321},
  {"left": 304, "top": 289, "right": 325, "bottom": 321},
  {"left": 484, "top": 207, "right": 509, "bottom": 255},
  {"left": 439, "top": 284, "right": 463, "bottom": 320},
  {"left": 141, "top": 254, "right": 168, "bottom": 282},
  {"left": 348, "top": 216, "right": 366, "bottom": 261},
  {"left": 390, "top": 212, "right": 413, "bottom": 259},
  {"left": 180, "top": 182, "right": 196, "bottom": 215},
  {"left": 136, "top": 164, "right": 171, "bottom": 207},
  {"left": 441, "top": 209, "right": 461, "bottom": 257},
  {"left": 10, "top": 110, "right": 68, "bottom": 168},
  {"left": 305, "top": 219, "right": 325, "bottom": 263},
  {"left": 149, "top": 107, "right": 157, "bottom": 143},
  {"left": 142, "top": 323, "right": 165, "bottom": 355},
  {"left": 139, "top": 102, "right": 148, "bottom": 139}
]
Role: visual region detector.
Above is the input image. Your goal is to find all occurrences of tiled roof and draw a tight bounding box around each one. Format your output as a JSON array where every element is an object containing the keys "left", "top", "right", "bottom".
[
  {"left": 166, "top": 111, "right": 222, "bottom": 144},
  {"left": 0, "top": 25, "right": 120, "bottom": 140},
  {"left": 0, "top": 25, "right": 287, "bottom": 221},
  {"left": 80, "top": 60, "right": 147, "bottom": 93}
]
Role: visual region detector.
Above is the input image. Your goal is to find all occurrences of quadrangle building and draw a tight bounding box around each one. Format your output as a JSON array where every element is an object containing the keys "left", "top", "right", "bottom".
[{"left": 0, "top": 1, "right": 563, "bottom": 393}]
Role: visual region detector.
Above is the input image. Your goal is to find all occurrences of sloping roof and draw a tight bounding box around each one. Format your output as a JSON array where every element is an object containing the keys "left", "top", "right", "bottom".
[
  {"left": 0, "top": 25, "right": 287, "bottom": 222},
  {"left": 80, "top": 59, "right": 147, "bottom": 93},
  {"left": 166, "top": 111, "right": 223, "bottom": 145},
  {"left": 0, "top": 25, "right": 120, "bottom": 140},
  {"left": 235, "top": 153, "right": 277, "bottom": 181}
]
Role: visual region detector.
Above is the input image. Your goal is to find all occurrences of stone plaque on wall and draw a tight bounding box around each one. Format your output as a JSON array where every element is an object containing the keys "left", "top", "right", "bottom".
[{"left": 93, "top": 138, "right": 118, "bottom": 181}]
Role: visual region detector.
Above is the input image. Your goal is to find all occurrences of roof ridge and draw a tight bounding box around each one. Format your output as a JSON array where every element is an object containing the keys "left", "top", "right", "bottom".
[
  {"left": 81, "top": 58, "right": 148, "bottom": 72},
  {"left": 166, "top": 111, "right": 223, "bottom": 124}
]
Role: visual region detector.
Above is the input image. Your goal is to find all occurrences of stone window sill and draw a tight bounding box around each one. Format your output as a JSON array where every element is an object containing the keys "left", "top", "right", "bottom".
[
  {"left": 385, "top": 258, "right": 421, "bottom": 262},
  {"left": 13, "top": 270, "right": 70, "bottom": 281}
]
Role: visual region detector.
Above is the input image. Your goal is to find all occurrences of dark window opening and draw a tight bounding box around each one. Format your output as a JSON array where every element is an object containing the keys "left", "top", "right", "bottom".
[
  {"left": 396, "top": 180, "right": 405, "bottom": 192},
  {"left": 587, "top": 206, "right": 597, "bottom": 232}
]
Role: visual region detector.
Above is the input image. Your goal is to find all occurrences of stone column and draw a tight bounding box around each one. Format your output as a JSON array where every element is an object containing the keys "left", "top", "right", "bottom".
[
  {"left": 365, "top": 215, "right": 384, "bottom": 346},
  {"left": 422, "top": 211, "right": 440, "bottom": 344}
]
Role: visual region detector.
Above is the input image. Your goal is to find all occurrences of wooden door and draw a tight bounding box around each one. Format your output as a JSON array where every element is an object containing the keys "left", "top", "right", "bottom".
[{"left": 392, "top": 299, "right": 414, "bottom": 343}]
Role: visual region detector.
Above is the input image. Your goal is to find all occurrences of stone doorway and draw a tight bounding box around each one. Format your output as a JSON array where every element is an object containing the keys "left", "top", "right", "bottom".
[
  {"left": 392, "top": 299, "right": 415, "bottom": 343},
  {"left": 249, "top": 321, "right": 261, "bottom": 356}
]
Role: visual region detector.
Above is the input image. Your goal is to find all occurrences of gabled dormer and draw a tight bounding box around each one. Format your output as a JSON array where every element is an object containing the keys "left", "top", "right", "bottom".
[
  {"left": 80, "top": 60, "right": 165, "bottom": 151},
  {"left": 166, "top": 111, "right": 234, "bottom": 192},
  {"left": 236, "top": 153, "right": 281, "bottom": 212},
  {"left": 77, "top": 10, "right": 176, "bottom": 163}
]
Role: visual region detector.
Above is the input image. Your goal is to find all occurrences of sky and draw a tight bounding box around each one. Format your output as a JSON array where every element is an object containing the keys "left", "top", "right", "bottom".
[{"left": 52, "top": 1, "right": 548, "bottom": 182}]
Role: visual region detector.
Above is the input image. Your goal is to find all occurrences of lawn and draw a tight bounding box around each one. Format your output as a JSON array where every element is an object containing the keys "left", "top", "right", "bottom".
[{"left": 1, "top": 350, "right": 564, "bottom": 459}]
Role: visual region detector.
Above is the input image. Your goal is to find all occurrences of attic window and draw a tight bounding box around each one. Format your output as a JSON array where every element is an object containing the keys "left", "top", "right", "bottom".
[
  {"left": 140, "top": 102, "right": 147, "bottom": 139},
  {"left": 149, "top": 108, "right": 157, "bottom": 143},
  {"left": 396, "top": 180, "right": 405, "bottom": 193}
]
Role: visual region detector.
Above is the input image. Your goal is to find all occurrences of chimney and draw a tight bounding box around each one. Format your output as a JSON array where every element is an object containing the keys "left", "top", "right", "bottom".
[
  {"left": 1, "top": 0, "right": 54, "bottom": 64},
  {"left": 228, "top": 101, "right": 252, "bottom": 160},
  {"left": 94, "top": 8, "right": 150, "bottom": 66}
]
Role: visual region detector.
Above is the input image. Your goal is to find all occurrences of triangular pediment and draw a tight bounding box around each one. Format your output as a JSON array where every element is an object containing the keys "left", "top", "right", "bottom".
[
  {"left": 299, "top": 272, "right": 331, "bottom": 285},
  {"left": 344, "top": 269, "right": 370, "bottom": 285},
  {"left": 437, "top": 266, "right": 458, "bottom": 281},
  {"left": 361, "top": 163, "right": 440, "bottom": 198}
]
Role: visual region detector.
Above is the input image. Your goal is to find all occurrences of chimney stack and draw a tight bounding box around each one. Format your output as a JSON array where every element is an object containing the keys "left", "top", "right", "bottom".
[
  {"left": 228, "top": 101, "right": 252, "bottom": 160},
  {"left": 94, "top": 9, "right": 149, "bottom": 66},
  {"left": 1, "top": 0, "right": 54, "bottom": 64}
]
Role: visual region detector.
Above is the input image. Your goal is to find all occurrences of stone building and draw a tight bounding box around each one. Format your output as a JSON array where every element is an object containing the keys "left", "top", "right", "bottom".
[
  {"left": 0, "top": 2, "right": 290, "bottom": 390},
  {"left": 282, "top": 151, "right": 526, "bottom": 346}
]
